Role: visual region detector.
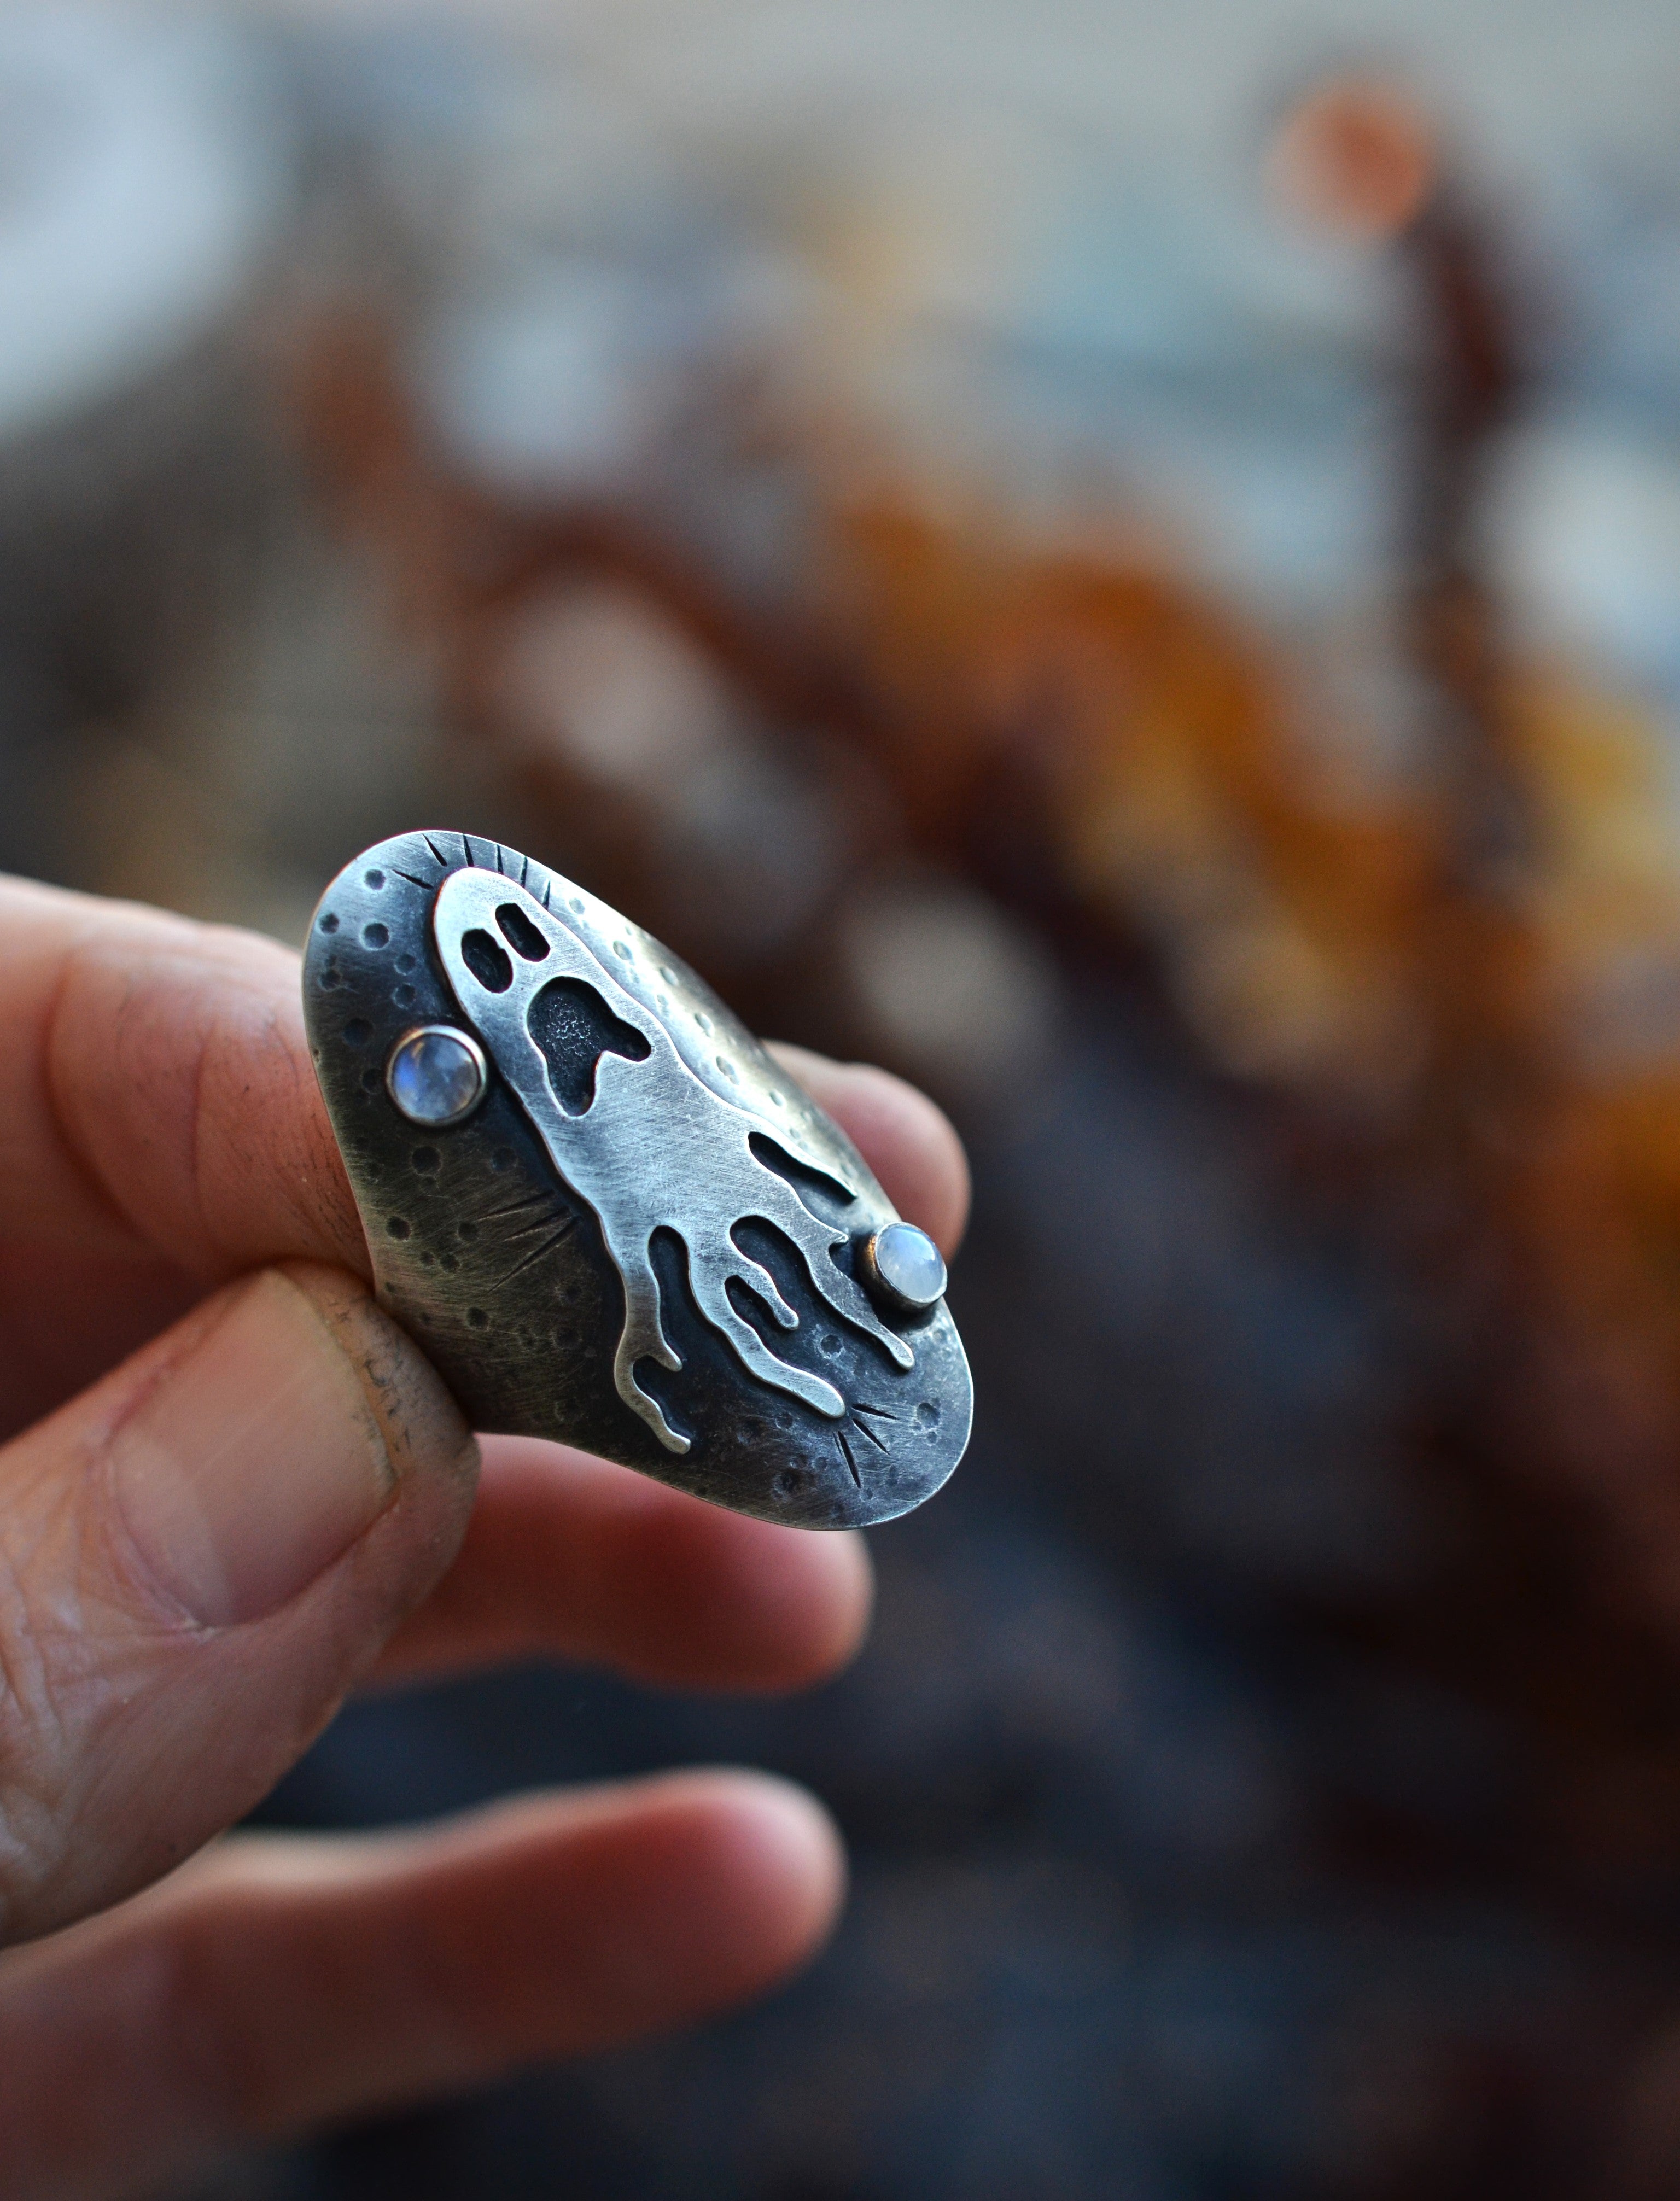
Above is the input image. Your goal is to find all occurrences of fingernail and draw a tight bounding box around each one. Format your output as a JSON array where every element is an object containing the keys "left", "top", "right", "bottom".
[{"left": 112, "top": 1266, "right": 468, "bottom": 1626}]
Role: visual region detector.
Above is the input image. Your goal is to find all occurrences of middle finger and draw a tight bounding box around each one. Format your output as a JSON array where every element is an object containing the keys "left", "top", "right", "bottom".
[{"left": 372, "top": 1435, "right": 874, "bottom": 1691}]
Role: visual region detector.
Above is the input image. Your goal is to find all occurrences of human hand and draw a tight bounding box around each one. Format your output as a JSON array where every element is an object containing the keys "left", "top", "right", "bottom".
[{"left": 0, "top": 878, "right": 969, "bottom": 2200}]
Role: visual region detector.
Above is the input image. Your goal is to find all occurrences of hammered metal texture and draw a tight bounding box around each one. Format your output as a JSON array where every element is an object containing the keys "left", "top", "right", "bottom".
[{"left": 304, "top": 831, "right": 972, "bottom": 1527}]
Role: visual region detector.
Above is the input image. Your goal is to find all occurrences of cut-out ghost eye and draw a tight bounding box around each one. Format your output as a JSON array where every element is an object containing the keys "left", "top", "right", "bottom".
[
  {"left": 460, "top": 929, "right": 514, "bottom": 992},
  {"left": 497, "top": 903, "right": 551, "bottom": 961}
]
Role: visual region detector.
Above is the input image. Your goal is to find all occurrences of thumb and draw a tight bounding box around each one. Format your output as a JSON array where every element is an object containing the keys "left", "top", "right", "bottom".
[{"left": 0, "top": 1263, "right": 477, "bottom": 1946}]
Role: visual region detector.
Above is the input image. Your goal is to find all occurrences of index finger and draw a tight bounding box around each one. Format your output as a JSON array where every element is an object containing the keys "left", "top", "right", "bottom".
[
  {"left": 0, "top": 875, "right": 970, "bottom": 1282},
  {"left": 0, "top": 877, "right": 361, "bottom": 1280}
]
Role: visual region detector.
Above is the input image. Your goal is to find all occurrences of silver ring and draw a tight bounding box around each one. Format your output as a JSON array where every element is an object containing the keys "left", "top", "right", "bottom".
[{"left": 305, "top": 831, "right": 973, "bottom": 1529}]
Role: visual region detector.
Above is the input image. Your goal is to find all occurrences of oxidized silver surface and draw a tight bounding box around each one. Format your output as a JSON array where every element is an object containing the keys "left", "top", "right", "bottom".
[{"left": 304, "top": 831, "right": 972, "bottom": 1528}]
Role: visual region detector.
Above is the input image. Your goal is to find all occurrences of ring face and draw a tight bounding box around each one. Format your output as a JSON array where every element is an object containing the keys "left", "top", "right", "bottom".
[{"left": 304, "top": 831, "right": 973, "bottom": 1528}]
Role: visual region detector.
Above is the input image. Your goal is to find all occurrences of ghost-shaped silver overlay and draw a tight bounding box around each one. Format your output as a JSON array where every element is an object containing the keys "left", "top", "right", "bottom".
[{"left": 304, "top": 832, "right": 972, "bottom": 1528}]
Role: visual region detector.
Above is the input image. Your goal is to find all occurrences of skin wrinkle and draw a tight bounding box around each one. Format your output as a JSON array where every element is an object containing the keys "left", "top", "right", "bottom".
[
  {"left": 108, "top": 947, "right": 244, "bottom": 1277},
  {"left": 38, "top": 915, "right": 359, "bottom": 1286},
  {"left": 364, "top": 1369, "right": 412, "bottom": 1475},
  {"left": 300, "top": 1274, "right": 463, "bottom": 1501},
  {"left": 0, "top": 1474, "right": 203, "bottom": 1943},
  {"left": 176, "top": 967, "right": 214, "bottom": 1275},
  {"left": 277, "top": 1007, "right": 363, "bottom": 1265},
  {"left": 27, "top": 930, "right": 151, "bottom": 1262},
  {"left": 0, "top": 1508, "right": 84, "bottom": 1942},
  {"left": 212, "top": 992, "right": 349, "bottom": 1275},
  {"left": 0, "top": 875, "right": 365, "bottom": 1285},
  {"left": 59, "top": 1272, "right": 226, "bottom": 1473},
  {"left": 0, "top": 1276, "right": 382, "bottom": 1943},
  {"left": 272, "top": 1293, "right": 396, "bottom": 1508},
  {"left": 16, "top": 1614, "right": 391, "bottom": 1954},
  {"left": 40, "top": 938, "right": 201, "bottom": 1268},
  {"left": 0, "top": 1270, "right": 479, "bottom": 1942},
  {"left": 91, "top": 1280, "right": 279, "bottom": 1626},
  {"left": 228, "top": 983, "right": 363, "bottom": 1271}
]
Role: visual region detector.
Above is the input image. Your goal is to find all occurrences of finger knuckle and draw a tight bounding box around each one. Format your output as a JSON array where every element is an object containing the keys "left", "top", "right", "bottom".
[
  {"left": 0, "top": 1456, "right": 170, "bottom": 1943},
  {"left": 0, "top": 1527, "right": 82, "bottom": 1939}
]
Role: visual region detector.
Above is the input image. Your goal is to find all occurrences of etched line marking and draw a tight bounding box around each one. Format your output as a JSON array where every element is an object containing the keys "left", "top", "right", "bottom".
[{"left": 501, "top": 1218, "right": 578, "bottom": 1286}]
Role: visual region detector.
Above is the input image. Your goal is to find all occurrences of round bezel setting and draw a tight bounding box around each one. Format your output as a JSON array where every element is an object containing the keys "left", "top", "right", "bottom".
[
  {"left": 860, "top": 1220, "right": 948, "bottom": 1313},
  {"left": 385, "top": 1024, "right": 489, "bottom": 1128}
]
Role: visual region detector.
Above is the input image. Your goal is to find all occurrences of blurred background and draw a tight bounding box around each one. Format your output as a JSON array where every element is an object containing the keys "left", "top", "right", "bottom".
[{"left": 16, "top": 0, "right": 1680, "bottom": 2192}]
